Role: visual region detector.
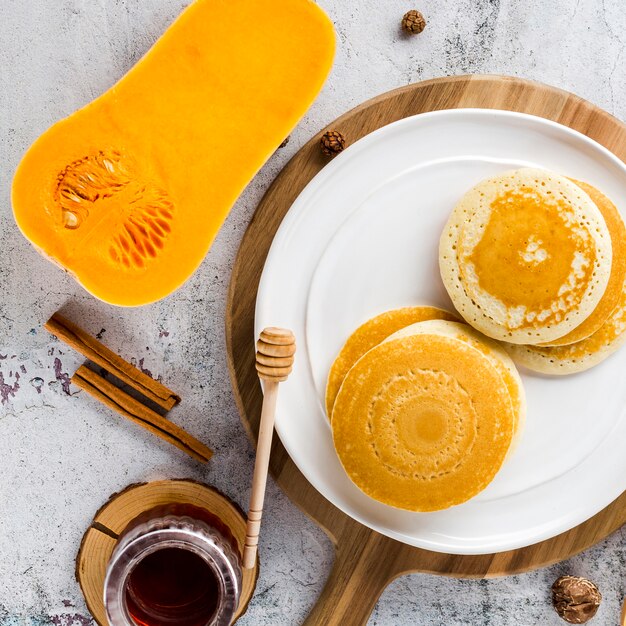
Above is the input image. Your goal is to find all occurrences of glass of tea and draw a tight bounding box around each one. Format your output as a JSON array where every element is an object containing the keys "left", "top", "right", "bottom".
[{"left": 104, "top": 503, "right": 243, "bottom": 626}]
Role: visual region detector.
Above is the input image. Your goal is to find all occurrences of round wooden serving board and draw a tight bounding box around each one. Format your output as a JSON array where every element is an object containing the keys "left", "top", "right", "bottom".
[
  {"left": 226, "top": 75, "right": 626, "bottom": 626},
  {"left": 76, "top": 479, "right": 258, "bottom": 625}
]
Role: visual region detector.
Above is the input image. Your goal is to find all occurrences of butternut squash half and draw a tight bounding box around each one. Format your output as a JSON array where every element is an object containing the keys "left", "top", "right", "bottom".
[{"left": 12, "top": 0, "right": 335, "bottom": 306}]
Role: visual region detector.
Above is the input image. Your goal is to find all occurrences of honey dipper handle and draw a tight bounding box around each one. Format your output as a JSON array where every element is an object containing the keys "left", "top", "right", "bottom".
[
  {"left": 243, "top": 327, "right": 296, "bottom": 569},
  {"left": 243, "top": 380, "right": 279, "bottom": 569}
]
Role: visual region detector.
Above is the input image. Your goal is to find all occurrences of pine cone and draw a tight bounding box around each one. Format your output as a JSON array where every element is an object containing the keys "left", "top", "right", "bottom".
[
  {"left": 320, "top": 130, "right": 346, "bottom": 157},
  {"left": 402, "top": 10, "right": 426, "bottom": 34}
]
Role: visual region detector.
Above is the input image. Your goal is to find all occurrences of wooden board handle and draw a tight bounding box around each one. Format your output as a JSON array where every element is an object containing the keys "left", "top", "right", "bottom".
[{"left": 304, "top": 527, "right": 401, "bottom": 626}]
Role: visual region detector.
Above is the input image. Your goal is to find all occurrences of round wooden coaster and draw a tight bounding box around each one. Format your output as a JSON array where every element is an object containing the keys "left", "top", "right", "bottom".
[
  {"left": 76, "top": 479, "right": 258, "bottom": 625},
  {"left": 226, "top": 75, "right": 626, "bottom": 626}
]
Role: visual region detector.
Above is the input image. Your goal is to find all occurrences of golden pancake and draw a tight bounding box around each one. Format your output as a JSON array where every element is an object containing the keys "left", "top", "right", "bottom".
[
  {"left": 504, "top": 276, "right": 626, "bottom": 374},
  {"left": 331, "top": 334, "right": 515, "bottom": 512},
  {"left": 539, "top": 180, "right": 626, "bottom": 346},
  {"left": 439, "top": 168, "right": 612, "bottom": 345},
  {"left": 386, "top": 319, "right": 525, "bottom": 454},
  {"left": 325, "top": 306, "right": 457, "bottom": 418}
]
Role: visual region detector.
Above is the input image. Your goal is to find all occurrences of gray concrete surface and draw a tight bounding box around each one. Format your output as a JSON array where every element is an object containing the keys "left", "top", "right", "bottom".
[{"left": 1, "top": 1, "right": 625, "bottom": 624}]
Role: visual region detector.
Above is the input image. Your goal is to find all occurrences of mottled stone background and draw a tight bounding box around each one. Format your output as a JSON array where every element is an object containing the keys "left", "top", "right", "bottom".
[{"left": 1, "top": 1, "right": 625, "bottom": 624}]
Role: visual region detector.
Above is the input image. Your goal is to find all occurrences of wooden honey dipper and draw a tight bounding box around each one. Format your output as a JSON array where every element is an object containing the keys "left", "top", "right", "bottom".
[{"left": 243, "top": 327, "right": 296, "bottom": 569}]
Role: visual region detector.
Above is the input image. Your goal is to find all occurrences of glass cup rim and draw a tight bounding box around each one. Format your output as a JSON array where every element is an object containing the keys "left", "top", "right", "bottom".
[{"left": 104, "top": 517, "right": 241, "bottom": 626}]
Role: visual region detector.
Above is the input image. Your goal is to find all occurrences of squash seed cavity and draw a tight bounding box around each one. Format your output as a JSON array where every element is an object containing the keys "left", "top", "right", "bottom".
[{"left": 55, "top": 150, "right": 174, "bottom": 269}]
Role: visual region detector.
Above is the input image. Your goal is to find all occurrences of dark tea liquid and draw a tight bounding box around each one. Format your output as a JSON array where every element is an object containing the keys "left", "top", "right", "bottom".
[{"left": 125, "top": 547, "right": 220, "bottom": 626}]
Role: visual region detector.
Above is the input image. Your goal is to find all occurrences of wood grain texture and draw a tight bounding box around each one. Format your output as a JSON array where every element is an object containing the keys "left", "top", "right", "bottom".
[
  {"left": 76, "top": 480, "right": 258, "bottom": 626},
  {"left": 225, "top": 75, "right": 626, "bottom": 626}
]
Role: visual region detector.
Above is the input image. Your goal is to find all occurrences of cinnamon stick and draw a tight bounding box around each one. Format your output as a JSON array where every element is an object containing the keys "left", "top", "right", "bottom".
[
  {"left": 72, "top": 366, "right": 212, "bottom": 463},
  {"left": 45, "top": 313, "right": 180, "bottom": 411}
]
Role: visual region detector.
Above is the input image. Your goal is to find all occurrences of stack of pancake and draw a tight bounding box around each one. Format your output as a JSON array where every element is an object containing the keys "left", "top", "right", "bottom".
[
  {"left": 325, "top": 167, "right": 626, "bottom": 512},
  {"left": 439, "top": 168, "right": 626, "bottom": 373},
  {"left": 326, "top": 306, "right": 524, "bottom": 512}
]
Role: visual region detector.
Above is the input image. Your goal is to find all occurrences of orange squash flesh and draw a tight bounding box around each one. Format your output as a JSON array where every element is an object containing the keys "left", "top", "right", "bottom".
[{"left": 12, "top": 0, "right": 335, "bottom": 306}]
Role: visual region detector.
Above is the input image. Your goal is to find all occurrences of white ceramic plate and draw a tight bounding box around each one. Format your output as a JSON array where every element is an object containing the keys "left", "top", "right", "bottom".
[{"left": 255, "top": 109, "right": 626, "bottom": 554}]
